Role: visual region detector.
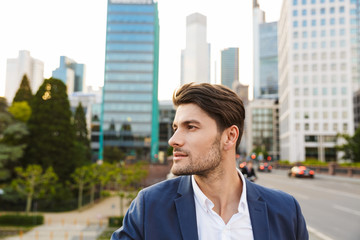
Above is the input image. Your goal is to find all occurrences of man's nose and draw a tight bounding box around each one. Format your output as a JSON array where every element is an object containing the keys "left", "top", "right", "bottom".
[{"left": 168, "top": 130, "right": 184, "bottom": 147}]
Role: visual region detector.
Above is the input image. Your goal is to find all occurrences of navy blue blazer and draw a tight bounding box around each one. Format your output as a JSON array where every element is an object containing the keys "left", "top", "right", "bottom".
[{"left": 111, "top": 175, "right": 308, "bottom": 240}]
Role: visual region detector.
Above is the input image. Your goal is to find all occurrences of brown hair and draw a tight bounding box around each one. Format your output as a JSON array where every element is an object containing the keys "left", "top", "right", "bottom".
[{"left": 172, "top": 83, "right": 245, "bottom": 148}]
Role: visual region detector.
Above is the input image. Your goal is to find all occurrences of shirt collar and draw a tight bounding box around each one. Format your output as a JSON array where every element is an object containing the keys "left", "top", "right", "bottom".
[{"left": 191, "top": 168, "right": 248, "bottom": 213}]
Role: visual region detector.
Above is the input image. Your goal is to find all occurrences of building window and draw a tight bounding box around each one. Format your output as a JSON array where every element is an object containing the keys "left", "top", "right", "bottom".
[
  {"left": 311, "top": 20, "right": 316, "bottom": 26},
  {"left": 331, "top": 63, "right": 336, "bottom": 70},
  {"left": 302, "top": 53, "right": 308, "bottom": 60},
  {"left": 331, "top": 52, "right": 336, "bottom": 58},
  {"left": 305, "top": 123, "right": 310, "bottom": 131},
  {"left": 311, "top": 0, "right": 316, "bottom": 3},
  {"left": 311, "top": 9, "right": 316, "bottom": 15},
  {"left": 321, "top": 52, "right": 327, "bottom": 59},
  {"left": 321, "top": 30, "right": 326, "bottom": 37},
  {"left": 324, "top": 123, "right": 328, "bottom": 131},
  {"left": 293, "top": 21, "right": 298, "bottom": 27},
  {"left": 313, "top": 88, "right": 318, "bottom": 95},
  {"left": 304, "top": 88, "right": 309, "bottom": 96},
  {"left": 303, "top": 43, "right": 308, "bottom": 49},
  {"left": 339, "top": 6, "right": 345, "bottom": 13},
  {"left": 333, "top": 123, "right": 338, "bottom": 131},
  {"left": 322, "top": 87, "right": 328, "bottom": 95},
  {"left": 302, "top": 9, "right": 307, "bottom": 16},
  {"left": 341, "top": 63, "right": 346, "bottom": 70},
  {"left": 296, "top": 123, "right": 300, "bottom": 130},
  {"left": 339, "top": 18, "right": 345, "bottom": 24},
  {"left": 339, "top": 29, "right": 345, "bottom": 36},
  {"left": 293, "top": 31, "right": 298, "bottom": 38},
  {"left": 342, "top": 111, "right": 347, "bottom": 119},
  {"left": 332, "top": 99, "right": 337, "bottom": 107},
  {"left": 330, "top": 29, "right": 336, "bottom": 36},
  {"left": 321, "top": 41, "right": 326, "bottom": 48},
  {"left": 295, "top": 100, "right": 300, "bottom": 107},
  {"left": 295, "top": 88, "right": 300, "bottom": 96},
  {"left": 341, "top": 99, "right": 347, "bottom": 107},
  {"left": 323, "top": 112, "right": 328, "bottom": 119},
  {"left": 313, "top": 99, "right": 318, "bottom": 107},
  {"left": 330, "top": 18, "right": 335, "bottom": 25},
  {"left": 293, "top": 0, "right": 298, "bottom": 5},
  {"left": 321, "top": 19, "right": 326, "bottom": 26},
  {"left": 311, "top": 30, "right": 316, "bottom": 37},
  {"left": 314, "top": 111, "right": 318, "bottom": 119},
  {"left": 322, "top": 99, "right": 328, "bottom": 107},
  {"left": 294, "top": 43, "right": 299, "bottom": 49},
  {"left": 312, "top": 53, "right": 317, "bottom": 59},
  {"left": 314, "top": 123, "right": 319, "bottom": 130},
  {"left": 343, "top": 123, "right": 347, "bottom": 132},
  {"left": 341, "top": 87, "right": 347, "bottom": 95},
  {"left": 332, "top": 112, "right": 337, "bottom": 119},
  {"left": 332, "top": 88, "right": 337, "bottom": 95},
  {"left": 293, "top": 10, "right": 298, "bottom": 16},
  {"left": 293, "top": 54, "right": 299, "bottom": 61},
  {"left": 302, "top": 20, "right": 307, "bottom": 27},
  {"left": 330, "top": 7, "right": 335, "bottom": 14}
]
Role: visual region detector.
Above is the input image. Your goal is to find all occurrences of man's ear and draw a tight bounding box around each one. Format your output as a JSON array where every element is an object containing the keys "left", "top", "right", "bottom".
[{"left": 222, "top": 125, "right": 239, "bottom": 151}]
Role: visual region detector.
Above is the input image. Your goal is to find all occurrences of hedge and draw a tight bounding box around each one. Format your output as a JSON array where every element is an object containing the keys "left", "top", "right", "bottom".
[
  {"left": 0, "top": 214, "right": 44, "bottom": 226},
  {"left": 108, "top": 216, "right": 124, "bottom": 228}
]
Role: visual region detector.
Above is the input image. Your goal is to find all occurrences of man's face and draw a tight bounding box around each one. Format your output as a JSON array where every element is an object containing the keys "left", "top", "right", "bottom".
[{"left": 168, "top": 103, "right": 222, "bottom": 176}]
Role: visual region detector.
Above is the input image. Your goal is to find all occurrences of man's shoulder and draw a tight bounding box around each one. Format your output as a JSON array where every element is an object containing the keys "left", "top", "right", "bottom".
[
  {"left": 139, "top": 175, "right": 189, "bottom": 199},
  {"left": 248, "top": 180, "right": 295, "bottom": 203}
]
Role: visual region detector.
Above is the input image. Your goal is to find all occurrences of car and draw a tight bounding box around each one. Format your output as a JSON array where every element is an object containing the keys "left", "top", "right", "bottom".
[
  {"left": 288, "top": 166, "right": 315, "bottom": 178},
  {"left": 258, "top": 162, "right": 272, "bottom": 172}
]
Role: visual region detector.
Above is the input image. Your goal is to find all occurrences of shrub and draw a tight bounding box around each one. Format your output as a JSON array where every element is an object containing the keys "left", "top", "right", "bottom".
[
  {"left": 108, "top": 216, "right": 124, "bottom": 228},
  {"left": 0, "top": 214, "right": 44, "bottom": 226}
]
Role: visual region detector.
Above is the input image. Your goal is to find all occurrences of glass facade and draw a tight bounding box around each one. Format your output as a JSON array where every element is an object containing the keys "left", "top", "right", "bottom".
[
  {"left": 100, "top": 0, "right": 159, "bottom": 162},
  {"left": 221, "top": 48, "right": 239, "bottom": 89},
  {"left": 259, "top": 22, "right": 278, "bottom": 99}
]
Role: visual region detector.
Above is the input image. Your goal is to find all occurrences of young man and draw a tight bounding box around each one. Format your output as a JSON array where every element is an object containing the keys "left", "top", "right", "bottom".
[{"left": 111, "top": 83, "right": 308, "bottom": 240}]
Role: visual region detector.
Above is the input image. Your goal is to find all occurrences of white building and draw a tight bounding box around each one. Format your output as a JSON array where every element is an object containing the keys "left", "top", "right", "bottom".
[
  {"left": 5, "top": 50, "right": 44, "bottom": 103},
  {"left": 180, "top": 13, "right": 210, "bottom": 85},
  {"left": 278, "top": 0, "right": 358, "bottom": 162}
]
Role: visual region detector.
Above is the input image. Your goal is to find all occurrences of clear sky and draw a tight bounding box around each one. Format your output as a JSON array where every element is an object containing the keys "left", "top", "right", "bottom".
[{"left": 0, "top": 0, "right": 282, "bottom": 100}]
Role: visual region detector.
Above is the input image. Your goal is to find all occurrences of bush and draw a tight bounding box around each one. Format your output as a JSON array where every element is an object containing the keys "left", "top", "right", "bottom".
[
  {"left": 0, "top": 214, "right": 44, "bottom": 226},
  {"left": 108, "top": 216, "right": 124, "bottom": 228}
]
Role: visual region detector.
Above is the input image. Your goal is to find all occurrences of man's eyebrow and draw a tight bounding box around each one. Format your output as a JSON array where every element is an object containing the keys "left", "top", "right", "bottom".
[{"left": 172, "top": 120, "right": 201, "bottom": 128}]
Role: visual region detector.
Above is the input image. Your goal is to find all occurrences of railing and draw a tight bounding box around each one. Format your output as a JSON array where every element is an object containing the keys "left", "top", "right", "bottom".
[{"left": 273, "top": 162, "right": 360, "bottom": 178}]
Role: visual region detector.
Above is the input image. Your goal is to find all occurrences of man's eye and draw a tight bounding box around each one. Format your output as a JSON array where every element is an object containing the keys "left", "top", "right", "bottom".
[{"left": 188, "top": 125, "right": 196, "bottom": 129}]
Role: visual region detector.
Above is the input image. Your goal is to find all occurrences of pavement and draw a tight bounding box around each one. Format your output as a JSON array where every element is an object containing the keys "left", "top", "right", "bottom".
[{"left": 4, "top": 196, "right": 122, "bottom": 240}]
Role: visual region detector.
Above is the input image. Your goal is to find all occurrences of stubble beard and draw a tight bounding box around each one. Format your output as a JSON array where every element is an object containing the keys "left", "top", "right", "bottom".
[{"left": 171, "top": 137, "right": 222, "bottom": 177}]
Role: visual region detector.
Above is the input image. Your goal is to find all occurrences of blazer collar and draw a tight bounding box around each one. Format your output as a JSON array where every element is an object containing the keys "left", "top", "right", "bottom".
[
  {"left": 174, "top": 175, "right": 199, "bottom": 240},
  {"left": 246, "top": 179, "right": 270, "bottom": 240}
]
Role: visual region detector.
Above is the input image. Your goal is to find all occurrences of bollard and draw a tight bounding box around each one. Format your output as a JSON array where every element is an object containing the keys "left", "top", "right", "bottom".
[
  {"left": 62, "top": 218, "right": 65, "bottom": 226},
  {"left": 64, "top": 231, "right": 68, "bottom": 240},
  {"left": 50, "top": 231, "right": 54, "bottom": 240},
  {"left": 48, "top": 218, "right": 52, "bottom": 225},
  {"left": 79, "top": 232, "right": 83, "bottom": 240},
  {"left": 86, "top": 218, "right": 90, "bottom": 227},
  {"left": 99, "top": 219, "right": 103, "bottom": 227},
  {"left": 19, "top": 230, "right": 23, "bottom": 239},
  {"left": 74, "top": 219, "right": 77, "bottom": 225},
  {"left": 35, "top": 231, "right": 39, "bottom": 240}
]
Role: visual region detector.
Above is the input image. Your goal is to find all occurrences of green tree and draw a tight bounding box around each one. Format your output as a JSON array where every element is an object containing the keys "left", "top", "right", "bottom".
[
  {"left": 336, "top": 127, "right": 360, "bottom": 162},
  {"left": 11, "top": 164, "right": 58, "bottom": 213},
  {"left": 103, "top": 146, "right": 125, "bottom": 163},
  {"left": 25, "top": 78, "right": 76, "bottom": 182},
  {"left": 71, "top": 165, "right": 92, "bottom": 209},
  {"left": 73, "top": 103, "right": 91, "bottom": 165},
  {"left": 0, "top": 98, "right": 29, "bottom": 181},
  {"left": 13, "top": 74, "right": 33, "bottom": 104},
  {"left": 8, "top": 101, "right": 32, "bottom": 122}
]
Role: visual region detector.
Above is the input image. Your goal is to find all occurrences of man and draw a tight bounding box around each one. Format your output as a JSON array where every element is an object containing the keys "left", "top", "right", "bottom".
[{"left": 111, "top": 83, "right": 308, "bottom": 240}]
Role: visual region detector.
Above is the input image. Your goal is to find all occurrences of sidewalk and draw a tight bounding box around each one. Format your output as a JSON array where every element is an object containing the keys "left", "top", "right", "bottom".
[{"left": 4, "top": 196, "right": 122, "bottom": 240}]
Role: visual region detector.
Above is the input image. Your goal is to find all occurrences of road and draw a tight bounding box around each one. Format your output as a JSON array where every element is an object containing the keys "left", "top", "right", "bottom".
[{"left": 256, "top": 169, "right": 360, "bottom": 240}]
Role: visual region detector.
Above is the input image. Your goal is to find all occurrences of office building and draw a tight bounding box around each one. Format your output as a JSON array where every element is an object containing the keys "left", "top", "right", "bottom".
[
  {"left": 278, "top": 0, "right": 358, "bottom": 162},
  {"left": 180, "top": 13, "right": 210, "bottom": 85},
  {"left": 5, "top": 50, "right": 44, "bottom": 103},
  {"left": 101, "top": 0, "right": 160, "bottom": 162},
  {"left": 354, "top": 89, "right": 360, "bottom": 130},
  {"left": 221, "top": 48, "right": 239, "bottom": 89},
  {"left": 246, "top": 99, "right": 280, "bottom": 161},
  {"left": 52, "top": 56, "right": 86, "bottom": 94},
  {"left": 253, "top": 1, "right": 279, "bottom": 99}
]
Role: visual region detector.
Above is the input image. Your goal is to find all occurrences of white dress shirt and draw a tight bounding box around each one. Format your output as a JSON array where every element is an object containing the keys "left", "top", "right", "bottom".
[{"left": 191, "top": 169, "right": 254, "bottom": 240}]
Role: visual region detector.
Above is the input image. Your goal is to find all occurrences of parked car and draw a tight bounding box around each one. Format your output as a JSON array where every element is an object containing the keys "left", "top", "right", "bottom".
[
  {"left": 288, "top": 166, "right": 315, "bottom": 178},
  {"left": 258, "top": 162, "right": 272, "bottom": 172}
]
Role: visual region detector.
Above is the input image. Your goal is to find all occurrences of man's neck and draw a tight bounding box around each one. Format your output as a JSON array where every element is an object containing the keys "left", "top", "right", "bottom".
[{"left": 194, "top": 166, "right": 242, "bottom": 224}]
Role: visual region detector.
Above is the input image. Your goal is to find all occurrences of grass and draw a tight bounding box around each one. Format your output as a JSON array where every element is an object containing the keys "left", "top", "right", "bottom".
[{"left": 97, "top": 227, "right": 118, "bottom": 240}]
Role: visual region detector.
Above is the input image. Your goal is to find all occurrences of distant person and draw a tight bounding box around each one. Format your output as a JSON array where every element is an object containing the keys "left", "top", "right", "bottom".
[
  {"left": 111, "top": 83, "right": 308, "bottom": 240},
  {"left": 241, "top": 161, "right": 257, "bottom": 182}
]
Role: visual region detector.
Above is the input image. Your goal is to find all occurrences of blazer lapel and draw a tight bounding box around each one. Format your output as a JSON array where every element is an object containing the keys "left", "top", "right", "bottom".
[
  {"left": 174, "top": 176, "right": 199, "bottom": 240},
  {"left": 246, "top": 179, "right": 270, "bottom": 240}
]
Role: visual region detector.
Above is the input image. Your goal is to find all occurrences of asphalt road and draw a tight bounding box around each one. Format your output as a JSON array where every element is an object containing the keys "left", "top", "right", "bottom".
[{"left": 255, "top": 169, "right": 360, "bottom": 240}]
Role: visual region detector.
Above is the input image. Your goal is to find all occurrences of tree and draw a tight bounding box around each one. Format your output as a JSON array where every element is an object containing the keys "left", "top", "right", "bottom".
[
  {"left": 0, "top": 98, "right": 29, "bottom": 181},
  {"left": 71, "top": 165, "right": 92, "bottom": 209},
  {"left": 8, "top": 101, "right": 32, "bottom": 122},
  {"left": 11, "top": 164, "right": 58, "bottom": 213},
  {"left": 336, "top": 127, "right": 360, "bottom": 163},
  {"left": 73, "top": 103, "right": 91, "bottom": 165},
  {"left": 25, "top": 78, "right": 76, "bottom": 182},
  {"left": 103, "top": 146, "right": 126, "bottom": 163},
  {"left": 13, "top": 75, "right": 33, "bottom": 104}
]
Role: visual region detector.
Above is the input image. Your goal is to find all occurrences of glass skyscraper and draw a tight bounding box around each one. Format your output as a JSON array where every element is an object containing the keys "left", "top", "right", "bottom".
[
  {"left": 221, "top": 48, "right": 239, "bottom": 89},
  {"left": 100, "top": 0, "right": 159, "bottom": 163}
]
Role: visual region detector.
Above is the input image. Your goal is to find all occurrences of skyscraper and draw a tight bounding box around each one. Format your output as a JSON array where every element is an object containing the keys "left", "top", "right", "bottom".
[
  {"left": 52, "top": 56, "right": 86, "bottom": 94},
  {"left": 253, "top": 1, "right": 278, "bottom": 99},
  {"left": 181, "top": 13, "right": 210, "bottom": 85},
  {"left": 221, "top": 48, "right": 239, "bottom": 89},
  {"left": 5, "top": 50, "right": 44, "bottom": 103},
  {"left": 100, "top": 0, "right": 159, "bottom": 162},
  {"left": 278, "top": 0, "right": 358, "bottom": 162}
]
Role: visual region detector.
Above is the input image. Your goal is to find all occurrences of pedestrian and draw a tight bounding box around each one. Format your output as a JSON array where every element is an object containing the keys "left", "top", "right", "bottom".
[
  {"left": 241, "top": 161, "right": 257, "bottom": 182},
  {"left": 111, "top": 83, "right": 308, "bottom": 240}
]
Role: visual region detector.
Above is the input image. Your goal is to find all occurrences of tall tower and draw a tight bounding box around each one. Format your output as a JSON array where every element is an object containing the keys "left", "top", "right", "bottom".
[
  {"left": 278, "top": 0, "right": 358, "bottom": 162},
  {"left": 100, "top": 0, "right": 160, "bottom": 163},
  {"left": 5, "top": 50, "right": 44, "bottom": 103},
  {"left": 221, "top": 48, "right": 239, "bottom": 89},
  {"left": 52, "top": 56, "right": 86, "bottom": 94},
  {"left": 181, "top": 13, "right": 210, "bottom": 85},
  {"left": 253, "top": 1, "right": 278, "bottom": 99}
]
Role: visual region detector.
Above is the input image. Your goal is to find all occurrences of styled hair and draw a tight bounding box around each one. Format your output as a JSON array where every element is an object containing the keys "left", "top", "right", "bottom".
[{"left": 172, "top": 83, "right": 245, "bottom": 148}]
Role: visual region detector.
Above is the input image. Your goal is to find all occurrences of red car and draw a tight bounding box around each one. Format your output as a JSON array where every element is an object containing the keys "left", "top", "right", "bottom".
[
  {"left": 288, "top": 166, "right": 315, "bottom": 178},
  {"left": 258, "top": 162, "right": 272, "bottom": 172}
]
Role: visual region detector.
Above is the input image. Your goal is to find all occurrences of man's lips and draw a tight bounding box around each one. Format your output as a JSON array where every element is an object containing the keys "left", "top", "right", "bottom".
[{"left": 173, "top": 152, "right": 188, "bottom": 158}]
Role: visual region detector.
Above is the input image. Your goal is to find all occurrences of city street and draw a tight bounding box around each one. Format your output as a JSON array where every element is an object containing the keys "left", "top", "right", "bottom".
[{"left": 256, "top": 169, "right": 360, "bottom": 240}]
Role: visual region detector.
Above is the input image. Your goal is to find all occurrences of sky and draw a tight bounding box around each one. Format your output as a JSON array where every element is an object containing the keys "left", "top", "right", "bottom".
[{"left": 0, "top": 0, "right": 283, "bottom": 101}]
